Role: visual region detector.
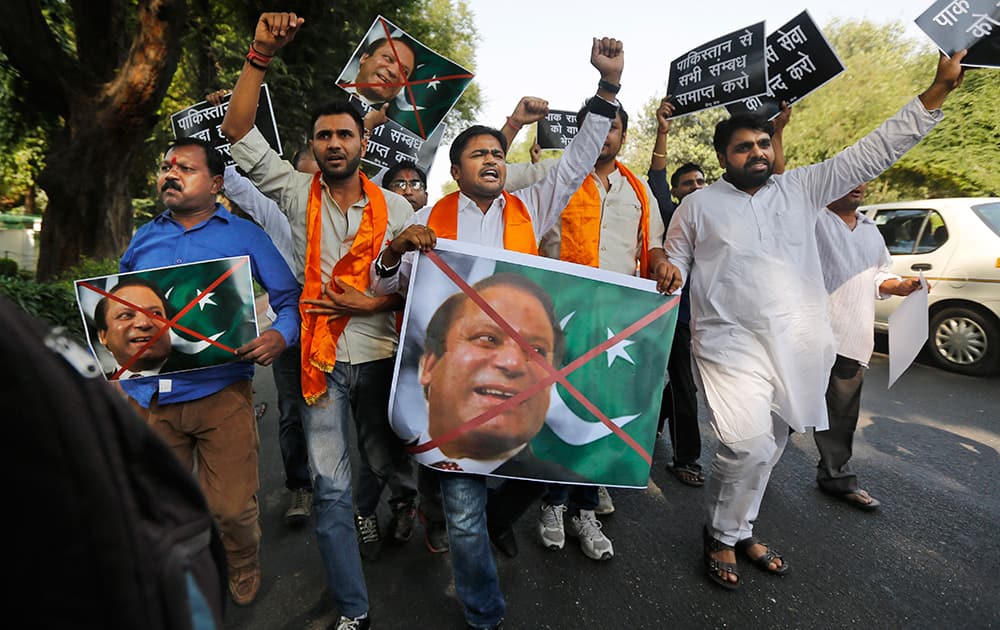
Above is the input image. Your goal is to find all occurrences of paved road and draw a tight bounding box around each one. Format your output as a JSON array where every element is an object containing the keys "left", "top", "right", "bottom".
[{"left": 226, "top": 353, "right": 1000, "bottom": 630}]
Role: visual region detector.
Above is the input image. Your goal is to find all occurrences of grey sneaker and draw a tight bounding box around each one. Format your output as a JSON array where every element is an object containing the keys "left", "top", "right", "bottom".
[
  {"left": 538, "top": 503, "right": 566, "bottom": 550},
  {"left": 390, "top": 500, "right": 417, "bottom": 543},
  {"left": 567, "top": 509, "right": 614, "bottom": 560},
  {"left": 595, "top": 486, "right": 615, "bottom": 515},
  {"left": 355, "top": 513, "right": 381, "bottom": 561},
  {"left": 335, "top": 614, "right": 370, "bottom": 630},
  {"left": 284, "top": 488, "right": 312, "bottom": 526}
]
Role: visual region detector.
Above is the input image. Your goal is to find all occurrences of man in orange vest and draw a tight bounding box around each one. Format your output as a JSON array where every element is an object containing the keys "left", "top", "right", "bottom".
[
  {"left": 372, "top": 37, "right": 681, "bottom": 630},
  {"left": 220, "top": 12, "right": 420, "bottom": 630},
  {"left": 500, "top": 98, "right": 668, "bottom": 561}
]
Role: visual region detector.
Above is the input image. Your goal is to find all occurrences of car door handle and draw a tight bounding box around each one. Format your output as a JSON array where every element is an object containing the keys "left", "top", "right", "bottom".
[{"left": 911, "top": 263, "right": 931, "bottom": 271}]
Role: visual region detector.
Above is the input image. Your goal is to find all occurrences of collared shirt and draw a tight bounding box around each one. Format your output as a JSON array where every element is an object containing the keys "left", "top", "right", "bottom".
[
  {"left": 222, "top": 165, "right": 296, "bottom": 271},
  {"left": 665, "top": 96, "right": 942, "bottom": 443},
  {"left": 505, "top": 160, "right": 665, "bottom": 276},
  {"left": 815, "top": 208, "right": 899, "bottom": 365},
  {"left": 371, "top": 106, "right": 613, "bottom": 296},
  {"left": 119, "top": 205, "right": 301, "bottom": 408},
  {"left": 230, "top": 126, "right": 415, "bottom": 364}
]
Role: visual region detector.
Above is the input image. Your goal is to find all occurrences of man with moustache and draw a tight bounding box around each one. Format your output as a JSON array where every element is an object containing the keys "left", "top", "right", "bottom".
[
  {"left": 220, "top": 12, "right": 419, "bottom": 629},
  {"left": 664, "top": 52, "right": 966, "bottom": 590},
  {"left": 814, "top": 183, "right": 922, "bottom": 511},
  {"left": 94, "top": 277, "right": 173, "bottom": 379},
  {"left": 342, "top": 36, "right": 417, "bottom": 106},
  {"left": 501, "top": 98, "right": 668, "bottom": 561},
  {"left": 373, "top": 36, "right": 680, "bottom": 629},
  {"left": 119, "top": 137, "right": 300, "bottom": 606}
]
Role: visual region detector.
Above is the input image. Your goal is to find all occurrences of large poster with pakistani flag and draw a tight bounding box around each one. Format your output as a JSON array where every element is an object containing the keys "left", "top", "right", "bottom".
[
  {"left": 389, "top": 240, "right": 678, "bottom": 488},
  {"left": 74, "top": 257, "right": 258, "bottom": 381}
]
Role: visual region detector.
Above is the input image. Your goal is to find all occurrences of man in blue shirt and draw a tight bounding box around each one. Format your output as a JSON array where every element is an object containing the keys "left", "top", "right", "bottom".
[{"left": 120, "top": 137, "right": 300, "bottom": 607}]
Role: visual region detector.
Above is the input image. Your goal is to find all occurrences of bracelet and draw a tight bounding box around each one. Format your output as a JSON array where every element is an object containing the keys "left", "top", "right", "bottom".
[
  {"left": 246, "top": 44, "right": 272, "bottom": 71},
  {"left": 598, "top": 78, "right": 621, "bottom": 95},
  {"left": 250, "top": 41, "right": 274, "bottom": 58},
  {"left": 651, "top": 151, "right": 666, "bottom": 159},
  {"left": 504, "top": 116, "right": 522, "bottom": 131}
]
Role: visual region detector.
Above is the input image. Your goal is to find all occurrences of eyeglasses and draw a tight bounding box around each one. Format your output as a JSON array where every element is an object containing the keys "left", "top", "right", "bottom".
[{"left": 388, "top": 179, "right": 425, "bottom": 191}]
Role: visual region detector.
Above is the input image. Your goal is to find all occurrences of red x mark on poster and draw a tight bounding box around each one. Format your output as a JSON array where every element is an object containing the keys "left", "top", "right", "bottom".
[
  {"left": 78, "top": 258, "right": 248, "bottom": 380},
  {"left": 409, "top": 250, "right": 679, "bottom": 466},
  {"left": 337, "top": 17, "right": 474, "bottom": 139}
]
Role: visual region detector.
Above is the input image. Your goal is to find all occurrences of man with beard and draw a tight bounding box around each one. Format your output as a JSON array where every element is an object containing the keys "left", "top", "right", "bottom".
[
  {"left": 220, "top": 12, "right": 419, "bottom": 630},
  {"left": 119, "top": 137, "right": 300, "bottom": 607},
  {"left": 814, "top": 183, "right": 922, "bottom": 510},
  {"left": 664, "top": 51, "right": 966, "bottom": 590}
]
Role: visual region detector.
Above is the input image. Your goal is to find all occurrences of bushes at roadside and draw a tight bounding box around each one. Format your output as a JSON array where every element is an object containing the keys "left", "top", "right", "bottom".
[{"left": 0, "top": 257, "right": 119, "bottom": 340}]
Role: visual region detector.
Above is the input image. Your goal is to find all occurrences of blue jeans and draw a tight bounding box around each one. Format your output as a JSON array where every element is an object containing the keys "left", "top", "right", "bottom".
[
  {"left": 301, "top": 363, "right": 375, "bottom": 619},
  {"left": 543, "top": 484, "right": 599, "bottom": 514},
  {"left": 272, "top": 344, "right": 311, "bottom": 491},
  {"left": 349, "top": 358, "right": 416, "bottom": 517},
  {"left": 440, "top": 474, "right": 505, "bottom": 628}
]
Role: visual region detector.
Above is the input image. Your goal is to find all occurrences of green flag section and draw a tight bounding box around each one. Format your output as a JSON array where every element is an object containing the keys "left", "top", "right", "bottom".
[
  {"left": 389, "top": 240, "right": 676, "bottom": 489},
  {"left": 74, "top": 257, "right": 258, "bottom": 380},
  {"left": 496, "top": 261, "right": 677, "bottom": 488}
]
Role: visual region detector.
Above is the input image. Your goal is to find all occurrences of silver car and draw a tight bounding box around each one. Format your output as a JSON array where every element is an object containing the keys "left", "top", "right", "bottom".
[{"left": 865, "top": 197, "right": 1000, "bottom": 376}]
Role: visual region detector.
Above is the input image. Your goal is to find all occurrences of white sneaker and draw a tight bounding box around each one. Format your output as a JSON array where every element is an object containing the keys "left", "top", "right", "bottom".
[
  {"left": 568, "top": 509, "right": 614, "bottom": 560},
  {"left": 595, "top": 486, "right": 615, "bottom": 515},
  {"left": 538, "top": 503, "right": 567, "bottom": 550}
]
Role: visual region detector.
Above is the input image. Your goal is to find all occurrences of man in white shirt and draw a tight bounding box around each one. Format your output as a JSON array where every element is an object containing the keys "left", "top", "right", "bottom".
[
  {"left": 664, "top": 51, "right": 965, "bottom": 590},
  {"left": 814, "top": 183, "right": 921, "bottom": 510}
]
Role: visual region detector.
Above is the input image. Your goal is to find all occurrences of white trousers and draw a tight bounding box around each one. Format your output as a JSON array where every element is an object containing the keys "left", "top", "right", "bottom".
[{"left": 704, "top": 412, "right": 789, "bottom": 545}]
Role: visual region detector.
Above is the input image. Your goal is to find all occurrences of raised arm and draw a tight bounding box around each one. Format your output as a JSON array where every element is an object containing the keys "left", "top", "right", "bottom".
[
  {"left": 500, "top": 96, "right": 549, "bottom": 147},
  {"left": 220, "top": 12, "right": 305, "bottom": 143},
  {"left": 650, "top": 96, "right": 672, "bottom": 173},
  {"left": 516, "top": 37, "right": 623, "bottom": 235},
  {"left": 771, "top": 101, "right": 790, "bottom": 175}
]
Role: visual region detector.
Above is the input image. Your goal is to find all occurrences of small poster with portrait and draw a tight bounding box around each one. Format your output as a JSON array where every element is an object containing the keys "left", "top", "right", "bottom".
[
  {"left": 389, "top": 240, "right": 679, "bottom": 488},
  {"left": 336, "top": 15, "right": 475, "bottom": 139},
  {"left": 74, "top": 257, "right": 258, "bottom": 381}
]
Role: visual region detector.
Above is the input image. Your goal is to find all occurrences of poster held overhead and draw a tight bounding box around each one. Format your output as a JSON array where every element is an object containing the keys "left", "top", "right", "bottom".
[
  {"left": 536, "top": 110, "right": 581, "bottom": 150},
  {"left": 666, "top": 21, "right": 768, "bottom": 118},
  {"left": 915, "top": 0, "right": 1000, "bottom": 68},
  {"left": 726, "top": 11, "right": 846, "bottom": 120},
  {"left": 171, "top": 86, "right": 281, "bottom": 166}
]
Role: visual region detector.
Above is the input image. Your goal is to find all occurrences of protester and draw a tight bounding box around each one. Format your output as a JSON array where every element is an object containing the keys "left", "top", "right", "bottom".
[
  {"left": 220, "top": 12, "right": 419, "bottom": 629},
  {"left": 814, "top": 182, "right": 923, "bottom": 510},
  {"left": 373, "top": 36, "right": 679, "bottom": 629},
  {"left": 383, "top": 162, "right": 429, "bottom": 211},
  {"left": 502, "top": 97, "right": 669, "bottom": 560},
  {"left": 119, "top": 137, "right": 301, "bottom": 606},
  {"left": 663, "top": 51, "right": 966, "bottom": 590}
]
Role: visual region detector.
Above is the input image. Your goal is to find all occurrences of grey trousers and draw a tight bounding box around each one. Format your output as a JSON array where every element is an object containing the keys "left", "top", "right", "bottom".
[
  {"left": 813, "top": 354, "right": 866, "bottom": 494},
  {"left": 705, "top": 412, "right": 789, "bottom": 546}
]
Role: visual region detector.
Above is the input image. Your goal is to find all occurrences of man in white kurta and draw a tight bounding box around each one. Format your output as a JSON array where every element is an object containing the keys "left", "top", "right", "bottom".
[{"left": 664, "top": 52, "right": 965, "bottom": 587}]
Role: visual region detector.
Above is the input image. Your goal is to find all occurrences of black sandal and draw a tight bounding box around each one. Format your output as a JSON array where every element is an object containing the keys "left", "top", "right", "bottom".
[
  {"left": 735, "top": 536, "right": 790, "bottom": 575},
  {"left": 702, "top": 526, "right": 739, "bottom": 590}
]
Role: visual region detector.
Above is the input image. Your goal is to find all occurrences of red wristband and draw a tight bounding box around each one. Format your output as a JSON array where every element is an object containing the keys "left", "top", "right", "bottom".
[{"left": 246, "top": 44, "right": 272, "bottom": 70}]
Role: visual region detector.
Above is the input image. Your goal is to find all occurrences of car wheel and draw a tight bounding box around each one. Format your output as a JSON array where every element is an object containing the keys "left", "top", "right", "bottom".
[{"left": 927, "top": 307, "right": 1000, "bottom": 376}]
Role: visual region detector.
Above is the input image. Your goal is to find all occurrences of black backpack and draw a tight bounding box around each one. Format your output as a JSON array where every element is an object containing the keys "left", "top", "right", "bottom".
[{"left": 1, "top": 296, "right": 227, "bottom": 629}]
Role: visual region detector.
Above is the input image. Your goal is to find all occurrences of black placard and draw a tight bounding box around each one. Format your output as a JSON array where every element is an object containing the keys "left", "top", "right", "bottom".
[
  {"left": 666, "top": 21, "right": 768, "bottom": 117},
  {"left": 915, "top": 0, "right": 1000, "bottom": 67},
  {"left": 170, "top": 85, "right": 281, "bottom": 166},
  {"left": 726, "top": 11, "right": 846, "bottom": 120},
  {"left": 536, "top": 110, "right": 579, "bottom": 150},
  {"left": 349, "top": 95, "right": 443, "bottom": 176}
]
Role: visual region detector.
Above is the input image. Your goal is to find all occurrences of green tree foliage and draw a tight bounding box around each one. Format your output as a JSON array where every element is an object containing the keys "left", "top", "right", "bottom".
[
  {"left": 620, "top": 20, "right": 1000, "bottom": 203},
  {"left": 0, "top": 0, "right": 481, "bottom": 279}
]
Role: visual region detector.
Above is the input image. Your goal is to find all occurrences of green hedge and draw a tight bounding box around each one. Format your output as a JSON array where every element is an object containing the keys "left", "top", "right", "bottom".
[{"left": 0, "top": 257, "right": 119, "bottom": 340}]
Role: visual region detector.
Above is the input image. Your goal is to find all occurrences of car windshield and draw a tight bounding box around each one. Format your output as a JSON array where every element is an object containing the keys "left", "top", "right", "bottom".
[{"left": 972, "top": 202, "right": 1000, "bottom": 237}]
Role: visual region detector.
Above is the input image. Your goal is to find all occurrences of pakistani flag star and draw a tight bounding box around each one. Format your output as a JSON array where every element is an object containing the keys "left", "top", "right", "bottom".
[
  {"left": 426, "top": 74, "right": 440, "bottom": 91},
  {"left": 195, "top": 289, "right": 217, "bottom": 311},
  {"left": 605, "top": 327, "right": 636, "bottom": 368}
]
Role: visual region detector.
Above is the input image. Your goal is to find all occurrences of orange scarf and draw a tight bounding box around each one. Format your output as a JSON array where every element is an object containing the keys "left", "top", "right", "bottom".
[
  {"left": 427, "top": 191, "right": 539, "bottom": 255},
  {"left": 558, "top": 161, "right": 650, "bottom": 277},
  {"left": 300, "top": 172, "right": 389, "bottom": 405}
]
